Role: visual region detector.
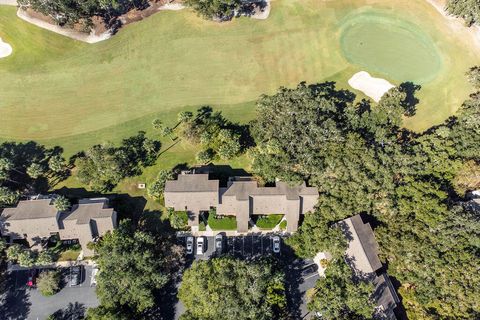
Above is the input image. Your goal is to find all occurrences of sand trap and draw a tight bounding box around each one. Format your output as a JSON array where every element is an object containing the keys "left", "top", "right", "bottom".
[
  {"left": 17, "top": 9, "right": 111, "bottom": 43},
  {"left": 348, "top": 71, "right": 394, "bottom": 102},
  {"left": 0, "top": 37, "right": 12, "bottom": 58},
  {"left": 158, "top": 3, "right": 185, "bottom": 11}
]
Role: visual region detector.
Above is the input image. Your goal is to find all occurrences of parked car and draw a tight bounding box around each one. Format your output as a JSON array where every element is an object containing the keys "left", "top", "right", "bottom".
[
  {"left": 272, "top": 236, "right": 281, "bottom": 253},
  {"left": 196, "top": 236, "right": 205, "bottom": 255},
  {"left": 301, "top": 264, "right": 319, "bottom": 277},
  {"left": 90, "top": 267, "right": 99, "bottom": 287},
  {"left": 69, "top": 266, "right": 82, "bottom": 286},
  {"left": 27, "top": 269, "right": 37, "bottom": 288},
  {"left": 186, "top": 236, "right": 194, "bottom": 255},
  {"left": 215, "top": 234, "right": 223, "bottom": 253}
]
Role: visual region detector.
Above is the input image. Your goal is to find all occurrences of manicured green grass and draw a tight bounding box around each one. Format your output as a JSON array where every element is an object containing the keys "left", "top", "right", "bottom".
[
  {"left": 1, "top": 0, "right": 478, "bottom": 202},
  {"left": 58, "top": 249, "right": 81, "bottom": 261},
  {"left": 255, "top": 214, "right": 284, "bottom": 229},
  {"left": 208, "top": 214, "right": 237, "bottom": 231},
  {"left": 0, "top": 0, "right": 477, "bottom": 150}
]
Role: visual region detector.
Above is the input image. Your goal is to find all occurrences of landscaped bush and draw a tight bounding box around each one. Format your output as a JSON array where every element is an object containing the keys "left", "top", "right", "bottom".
[
  {"left": 255, "top": 214, "right": 283, "bottom": 229},
  {"left": 37, "top": 270, "right": 61, "bottom": 296},
  {"left": 170, "top": 210, "right": 189, "bottom": 229},
  {"left": 207, "top": 209, "right": 237, "bottom": 230}
]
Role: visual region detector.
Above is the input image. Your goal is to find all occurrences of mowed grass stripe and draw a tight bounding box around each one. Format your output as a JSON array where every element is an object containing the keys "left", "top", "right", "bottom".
[{"left": 0, "top": 0, "right": 478, "bottom": 149}]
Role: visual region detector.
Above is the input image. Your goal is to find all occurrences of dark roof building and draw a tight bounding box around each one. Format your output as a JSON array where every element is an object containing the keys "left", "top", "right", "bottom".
[
  {"left": 339, "top": 214, "right": 400, "bottom": 320},
  {"left": 164, "top": 173, "right": 319, "bottom": 232},
  {"left": 1, "top": 196, "right": 117, "bottom": 256}
]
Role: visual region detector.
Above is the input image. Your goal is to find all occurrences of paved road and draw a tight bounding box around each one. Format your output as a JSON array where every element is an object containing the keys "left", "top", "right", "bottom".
[
  {"left": 175, "top": 234, "right": 319, "bottom": 320},
  {"left": 0, "top": 265, "right": 98, "bottom": 320}
]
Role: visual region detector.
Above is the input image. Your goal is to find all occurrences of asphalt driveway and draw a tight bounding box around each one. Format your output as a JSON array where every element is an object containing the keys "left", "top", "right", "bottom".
[{"left": 0, "top": 265, "right": 98, "bottom": 320}]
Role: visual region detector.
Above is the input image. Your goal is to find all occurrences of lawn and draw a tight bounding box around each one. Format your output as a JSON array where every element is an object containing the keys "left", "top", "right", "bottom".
[
  {"left": 0, "top": 0, "right": 478, "bottom": 203},
  {"left": 255, "top": 214, "right": 284, "bottom": 229},
  {"left": 0, "top": 0, "right": 478, "bottom": 153}
]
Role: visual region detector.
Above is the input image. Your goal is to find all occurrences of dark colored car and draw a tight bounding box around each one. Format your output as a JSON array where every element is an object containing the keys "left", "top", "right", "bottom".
[
  {"left": 301, "top": 264, "right": 319, "bottom": 277},
  {"left": 69, "top": 266, "right": 82, "bottom": 286}
]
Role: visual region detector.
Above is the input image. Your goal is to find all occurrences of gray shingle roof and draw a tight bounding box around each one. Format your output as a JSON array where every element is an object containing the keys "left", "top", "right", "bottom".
[
  {"left": 61, "top": 198, "right": 114, "bottom": 224},
  {"left": 165, "top": 174, "right": 219, "bottom": 193},
  {"left": 2, "top": 198, "right": 58, "bottom": 220}
]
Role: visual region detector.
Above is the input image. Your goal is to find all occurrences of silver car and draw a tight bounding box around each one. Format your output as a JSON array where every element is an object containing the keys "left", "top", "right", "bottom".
[
  {"left": 186, "top": 236, "right": 194, "bottom": 255},
  {"left": 215, "top": 234, "right": 223, "bottom": 253},
  {"left": 272, "top": 236, "right": 281, "bottom": 253}
]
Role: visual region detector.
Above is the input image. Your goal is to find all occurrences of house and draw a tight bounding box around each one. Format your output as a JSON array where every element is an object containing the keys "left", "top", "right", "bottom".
[
  {"left": 1, "top": 196, "right": 117, "bottom": 256},
  {"left": 164, "top": 173, "right": 319, "bottom": 232},
  {"left": 338, "top": 214, "right": 400, "bottom": 320}
]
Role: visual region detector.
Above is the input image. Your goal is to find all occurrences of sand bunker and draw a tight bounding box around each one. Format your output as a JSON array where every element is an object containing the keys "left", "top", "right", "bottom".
[
  {"left": 348, "top": 71, "right": 394, "bottom": 102},
  {"left": 0, "top": 37, "right": 12, "bottom": 58}
]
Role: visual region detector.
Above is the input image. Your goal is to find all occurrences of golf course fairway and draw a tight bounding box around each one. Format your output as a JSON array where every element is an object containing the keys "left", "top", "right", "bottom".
[{"left": 0, "top": 0, "right": 478, "bottom": 155}]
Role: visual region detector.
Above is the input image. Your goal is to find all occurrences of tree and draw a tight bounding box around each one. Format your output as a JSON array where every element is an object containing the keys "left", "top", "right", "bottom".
[
  {"left": 178, "top": 257, "right": 287, "bottom": 320},
  {"left": 196, "top": 148, "right": 215, "bottom": 164},
  {"left": 93, "top": 220, "right": 183, "bottom": 315},
  {"left": 452, "top": 160, "right": 480, "bottom": 195},
  {"left": 76, "top": 143, "right": 128, "bottom": 191},
  {"left": 162, "top": 126, "right": 174, "bottom": 140},
  {"left": 183, "top": 0, "right": 243, "bottom": 21},
  {"left": 0, "top": 186, "right": 19, "bottom": 207},
  {"left": 216, "top": 129, "right": 241, "bottom": 160},
  {"left": 446, "top": 0, "right": 480, "bottom": 26},
  {"left": 308, "top": 258, "right": 375, "bottom": 319},
  {"left": 53, "top": 195, "right": 70, "bottom": 212},
  {"left": 36, "top": 250, "right": 55, "bottom": 266},
  {"left": 152, "top": 118, "right": 163, "bottom": 130},
  {"left": 26, "top": 162, "right": 46, "bottom": 179},
  {"left": 178, "top": 111, "right": 194, "bottom": 123},
  {"left": 37, "top": 270, "right": 61, "bottom": 296},
  {"left": 147, "top": 170, "right": 175, "bottom": 199},
  {"left": 48, "top": 155, "right": 66, "bottom": 173}
]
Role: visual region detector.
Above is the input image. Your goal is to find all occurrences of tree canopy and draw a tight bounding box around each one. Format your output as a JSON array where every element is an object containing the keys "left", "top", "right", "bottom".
[
  {"left": 253, "top": 80, "right": 480, "bottom": 319},
  {"left": 178, "top": 257, "right": 287, "bottom": 320},
  {"left": 88, "top": 219, "right": 184, "bottom": 318},
  {"left": 446, "top": 0, "right": 480, "bottom": 26},
  {"left": 183, "top": 0, "right": 242, "bottom": 21},
  {"left": 76, "top": 131, "right": 160, "bottom": 191}
]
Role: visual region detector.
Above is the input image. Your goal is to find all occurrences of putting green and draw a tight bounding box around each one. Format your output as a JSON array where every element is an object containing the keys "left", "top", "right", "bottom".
[{"left": 340, "top": 11, "right": 442, "bottom": 83}]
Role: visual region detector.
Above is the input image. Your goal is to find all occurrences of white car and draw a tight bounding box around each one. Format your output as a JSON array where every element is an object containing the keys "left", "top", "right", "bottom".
[
  {"left": 196, "top": 236, "right": 205, "bottom": 255},
  {"left": 272, "top": 236, "right": 281, "bottom": 253},
  {"left": 215, "top": 234, "right": 223, "bottom": 253},
  {"left": 186, "top": 236, "right": 194, "bottom": 255},
  {"left": 90, "top": 267, "right": 99, "bottom": 287}
]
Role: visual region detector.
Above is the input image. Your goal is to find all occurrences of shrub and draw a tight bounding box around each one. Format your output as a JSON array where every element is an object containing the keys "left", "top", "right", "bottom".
[
  {"left": 170, "top": 211, "right": 189, "bottom": 229},
  {"left": 147, "top": 170, "right": 175, "bottom": 199},
  {"left": 256, "top": 214, "right": 283, "bottom": 229},
  {"left": 37, "top": 270, "right": 61, "bottom": 296}
]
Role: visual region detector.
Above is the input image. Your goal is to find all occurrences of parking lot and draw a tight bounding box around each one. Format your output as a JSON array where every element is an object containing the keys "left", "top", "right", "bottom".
[
  {"left": 179, "top": 233, "right": 285, "bottom": 260},
  {"left": 0, "top": 265, "right": 98, "bottom": 320}
]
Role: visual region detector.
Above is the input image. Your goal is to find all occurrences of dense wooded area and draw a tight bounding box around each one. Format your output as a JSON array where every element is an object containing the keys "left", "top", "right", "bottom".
[
  {"left": 253, "top": 75, "right": 480, "bottom": 319},
  {"left": 446, "top": 0, "right": 480, "bottom": 26}
]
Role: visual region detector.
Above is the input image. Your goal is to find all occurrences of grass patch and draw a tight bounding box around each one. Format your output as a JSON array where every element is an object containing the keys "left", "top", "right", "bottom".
[
  {"left": 255, "top": 214, "right": 283, "bottom": 229},
  {"left": 279, "top": 220, "right": 287, "bottom": 231},
  {"left": 207, "top": 209, "right": 237, "bottom": 231},
  {"left": 58, "top": 249, "right": 81, "bottom": 261}
]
